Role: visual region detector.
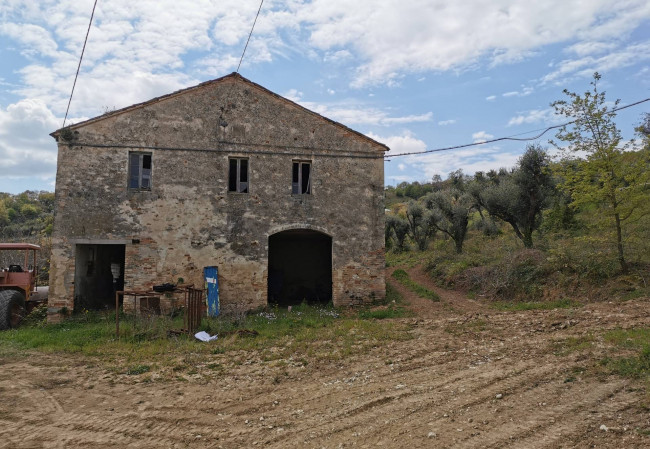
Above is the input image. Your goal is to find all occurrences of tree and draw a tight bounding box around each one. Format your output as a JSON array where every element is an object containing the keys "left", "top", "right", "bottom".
[
  {"left": 551, "top": 73, "right": 650, "bottom": 273},
  {"left": 481, "top": 144, "right": 554, "bottom": 248},
  {"left": 424, "top": 188, "right": 473, "bottom": 253},
  {"left": 386, "top": 215, "right": 410, "bottom": 252},
  {"left": 405, "top": 202, "right": 437, "bottom": 251}
]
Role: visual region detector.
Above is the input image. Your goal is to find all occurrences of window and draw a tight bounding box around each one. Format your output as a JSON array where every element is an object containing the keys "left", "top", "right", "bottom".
[
  {"left": 228, "top": 158, "right": 249, "bottom": 193},
  {"left": 128, "top": 152, "right": 152, "bottom": 190},
  {"left": 292, "top": 161, "right": 311, "bottom": 194}
]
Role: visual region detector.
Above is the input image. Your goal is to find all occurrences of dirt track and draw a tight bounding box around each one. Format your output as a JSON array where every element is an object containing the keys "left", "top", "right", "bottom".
[{"left": 1, "top": 269, "right": 649, "bottom": 448}]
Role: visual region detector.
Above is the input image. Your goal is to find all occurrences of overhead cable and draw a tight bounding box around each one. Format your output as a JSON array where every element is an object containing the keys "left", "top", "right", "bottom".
[
  {"left": 236, "top": 0, "right": 265, "bottom": 73},
  {"left": 385, "top": 97, "right": 650, "bottom": 158},
  {"left": 62, "top": 0, "right": 99, "bottom": 129}
]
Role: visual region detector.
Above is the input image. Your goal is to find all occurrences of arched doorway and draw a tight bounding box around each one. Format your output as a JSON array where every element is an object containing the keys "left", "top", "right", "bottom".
[{"left": 268, "top": 229, "right": 332, "bottom": 306}]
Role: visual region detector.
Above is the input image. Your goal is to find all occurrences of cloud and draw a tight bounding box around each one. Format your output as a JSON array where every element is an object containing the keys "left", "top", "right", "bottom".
[
  {"left": 400, "top": 146, "right": 523, "bottom": 181},
  {"left": 291, "top": 97, "right": 433, "bottom": 127},
  {"left": 472, "top": 131, "right": 494, "bottom": 143},
  {"left": 365, "top": 131, "right": 427, "bottom": 157},
  {"left": 507, "top": 108, "right": 558, "bottom": 126},
  {"left": 502, "top": 87, "right": 533, "bottom": 97},
  {"left": 298, "top": 0, "right": 650, "bottom": 86},
  {"left": 542, "top": 40, "right": 650, "bottom": 84},
  {"left": 438, "top": 119, "right": 456, "bottom": 126},
  {"left": 0, "top": 99, "right": 59, "bottom": 179}
]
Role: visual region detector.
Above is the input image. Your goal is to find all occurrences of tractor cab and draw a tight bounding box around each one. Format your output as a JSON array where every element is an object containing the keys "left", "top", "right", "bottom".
[{"left": 0, "top": 243, "right": 46, "bottom": 330}]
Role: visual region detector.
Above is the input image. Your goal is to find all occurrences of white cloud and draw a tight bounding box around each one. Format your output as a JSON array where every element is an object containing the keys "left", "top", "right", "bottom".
[
  {"left": 284, "top": 89, "right": 303, "bottom": 102},
  {"left": 486, "top": 95, "right": 496, "bottom": 101},
  {"left": 565, "top": 41, "right": 617, "bottom": 57},
  {"left": 397, "top": 163, "right": 406, "bottom": 171},
  {"left": 365, "top": 131, "right": 427, "bottom": 157},
  {"left": 472, "top": 131, "right": 494, "bottom": 143},
  {"left": 298, "top": 0, "right": 650, "bottom": 86},
  {"left": 401, "top": 146, "right": 522, "bottom": 181},
  {"left": 542, "top": 40, "right": 650, "bottom": 84},
  {"left": 292, "top": 98, "right": 432, "bottom": 127},
  {"left": 0, "top": 99, "right": 59, "bottom": 179},
  {"left": 507, "top": 108, "right": 558, "bottom": 126},
  {"left": 502, "top": 87, "right": 533, "bottom": 98},
  {"left": 438, "top": 119, "right": 456, "bottom": 126}
]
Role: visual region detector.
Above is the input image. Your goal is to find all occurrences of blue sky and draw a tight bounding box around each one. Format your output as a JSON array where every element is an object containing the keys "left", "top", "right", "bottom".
[{"left": 1, "top": 0, "right": 649, "bottom": 194}]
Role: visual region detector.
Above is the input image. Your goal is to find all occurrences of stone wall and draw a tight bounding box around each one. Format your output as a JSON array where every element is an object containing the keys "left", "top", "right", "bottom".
[{"left": 48, "top": 74, "right": 386, "bottom": 320}]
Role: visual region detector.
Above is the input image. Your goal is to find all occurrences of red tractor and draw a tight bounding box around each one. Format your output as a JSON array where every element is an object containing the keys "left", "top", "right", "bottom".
[{"left": 0, "top": 243, "right": 48, "bottom": 330}]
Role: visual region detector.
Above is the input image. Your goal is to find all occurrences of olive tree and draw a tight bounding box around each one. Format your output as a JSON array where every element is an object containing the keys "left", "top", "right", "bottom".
[
  {"left": 481, "top": 144, "right": 554, "bottom": 248},
  {"left": 424, "top": 189, "right": 473, "bottom": 253},
  {"left": 405, "top": 202, "right": 437, "bottom": 251}
]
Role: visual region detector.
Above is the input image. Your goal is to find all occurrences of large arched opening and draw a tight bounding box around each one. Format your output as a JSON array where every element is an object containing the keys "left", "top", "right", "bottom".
[{"left": 267, "top": 229, "right": 332, "bottom": 306}]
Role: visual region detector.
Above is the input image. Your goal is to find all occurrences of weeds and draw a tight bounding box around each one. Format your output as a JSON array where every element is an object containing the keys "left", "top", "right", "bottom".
[
  {"left": 0, "top": 299, "right": 412, "bottom": 376},
  {"left": 391, "top": 269, "right": 440, "bottom": 301},
  {"left": 552, "top": 335, "right": 595, "bottom": 356},
  {"left": 600, "top": 327, "right": 650, "bottom": 379}
]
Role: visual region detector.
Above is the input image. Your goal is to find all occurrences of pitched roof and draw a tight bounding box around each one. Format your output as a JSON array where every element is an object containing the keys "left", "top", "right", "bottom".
[{"left": 51, "top": 72, "right": 389, "bottom": 152}]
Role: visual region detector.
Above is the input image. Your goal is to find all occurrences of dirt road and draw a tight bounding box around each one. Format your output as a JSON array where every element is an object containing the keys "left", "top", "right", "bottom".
[{"left": 1, "top": 271, "right": 649, "bottom": 448}]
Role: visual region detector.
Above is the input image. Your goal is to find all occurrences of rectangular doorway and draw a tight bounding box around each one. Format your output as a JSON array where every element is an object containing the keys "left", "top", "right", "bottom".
[{"left": 74, "top": 244, "right": 125, "bottom": 311}]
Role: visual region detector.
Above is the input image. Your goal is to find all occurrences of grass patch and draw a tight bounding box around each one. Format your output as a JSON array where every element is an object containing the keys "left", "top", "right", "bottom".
[
  {"left": 385, "top": 251, "right": 432, "bottom": 268},
  {"left": 356, "top": 283, "right": 411, "bottom": 320},
  {"left": 553, "top": 335, "right": 595, "bottom": 355},
  {"left": 391, "top": 269, "right": 440, "bottom": 301},
  {"left": 491, "top": 298, "right": 580, "bottom": 311},
  {"left": 0, "top": 302, "right": 412, "bottom": 375},
  {"left": 601, "top": 328, "right": 650, "bottom": 379},
  {"left": 126, "top": 364, "right": 151, "bottom": 375}
]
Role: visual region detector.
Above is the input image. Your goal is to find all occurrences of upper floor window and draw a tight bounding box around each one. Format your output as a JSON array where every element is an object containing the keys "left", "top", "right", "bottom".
[
  {"left": 129, "top": 152, "right": 152, "bottom": 190},
  {"left": 292, "top": 161, "right": 311, "bottom": 194},
  {"left": 229, "top": 158, "right": 249, "bottom": 193}
]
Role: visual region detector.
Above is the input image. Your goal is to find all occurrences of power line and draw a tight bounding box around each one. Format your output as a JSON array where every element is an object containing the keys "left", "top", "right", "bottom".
[
  {"left": 237, "top": 0, "right": 265, "bottom": 73},
  {"left": 62, "top": 0, "right": 98, "bottom": 129},
  {"left": 385, "top": 97, "right": 650, "bottom": 159}
]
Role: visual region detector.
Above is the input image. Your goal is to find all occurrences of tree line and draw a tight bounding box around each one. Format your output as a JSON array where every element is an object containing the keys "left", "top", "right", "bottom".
[{"left": 386, "top": 74, "right": 650, "bottom": 274}]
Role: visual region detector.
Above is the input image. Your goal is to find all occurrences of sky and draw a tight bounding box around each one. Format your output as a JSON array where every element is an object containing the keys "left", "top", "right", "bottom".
[{"left": 0, "top": 0, "right": 649, "bottom": 194}]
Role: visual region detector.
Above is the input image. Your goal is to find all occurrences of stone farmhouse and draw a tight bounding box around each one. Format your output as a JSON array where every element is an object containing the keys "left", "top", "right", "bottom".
[{"left": 48, "top": 73, "right": 387, "bottom": 319}]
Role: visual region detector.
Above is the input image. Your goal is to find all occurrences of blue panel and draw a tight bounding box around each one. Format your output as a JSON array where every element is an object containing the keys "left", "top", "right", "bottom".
[{"left": 203, "top": 266, "right": 219, "bottom": 317}]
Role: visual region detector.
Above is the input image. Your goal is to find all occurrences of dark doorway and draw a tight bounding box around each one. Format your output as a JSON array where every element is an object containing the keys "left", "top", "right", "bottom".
[
  {"left": 74, "top": 244, "right": 125, "bottom": 310},
  {"left": 268, "top": 230, "right": 332, "bottom": 306}
]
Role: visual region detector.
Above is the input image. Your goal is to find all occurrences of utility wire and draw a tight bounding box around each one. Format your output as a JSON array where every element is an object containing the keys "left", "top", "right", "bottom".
[
  {"left": 62, "top": 0, "right": 98, "bottom": 129},
  {"left": 386, "top": 97, "right": 650, "bottom": 158},
  {"left": 237, "top": 0, "right": 265, "bottom": 73}
]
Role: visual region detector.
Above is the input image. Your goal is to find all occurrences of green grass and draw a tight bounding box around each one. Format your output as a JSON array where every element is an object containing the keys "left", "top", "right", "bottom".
[
  {"left": 601, "top": 328, "right": 650, "bottom": 379},
  {"left": 491, "top": 298, "right": 580, "bottom": 311},
  {"left": 0, "top": 300, "right": 413, "bottom": 375},
  {"left": 391, "top": 269, "right": 440, "bottom": 301},
  {"left": 552, "top": 335, "right": 595, "bottom": 355},
  {"left": 385, "top": 251, "right": 432, "bottom": 268},
  {"left": 358, "top": 283, "right": 411, "bottom": 319}
]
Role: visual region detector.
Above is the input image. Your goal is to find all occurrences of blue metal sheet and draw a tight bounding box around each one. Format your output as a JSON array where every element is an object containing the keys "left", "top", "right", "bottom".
[{"left": 203, "top": 266, "right": 219, "bottom": 317}]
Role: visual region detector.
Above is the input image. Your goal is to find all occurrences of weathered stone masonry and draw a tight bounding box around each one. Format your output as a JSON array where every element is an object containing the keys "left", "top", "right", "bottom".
[{"left": 48, "top": 73, "right": 387, "bottom": 320}]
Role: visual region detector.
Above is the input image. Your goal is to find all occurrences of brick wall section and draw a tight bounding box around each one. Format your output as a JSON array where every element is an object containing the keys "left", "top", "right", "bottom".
[{"left": 48, "top": 74, "right": 385, "bottom": 320}]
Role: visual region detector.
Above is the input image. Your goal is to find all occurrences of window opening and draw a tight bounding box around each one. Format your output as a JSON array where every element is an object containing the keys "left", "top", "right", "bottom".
[
  {"left": 129, "top": 152, "right": 152, "bottom": 190},
  {"left": 228, "top": 158, "right": 249, "bottom": 193},
  {"left": 292, "top": 161, "right": 311, "bottom": 194}
]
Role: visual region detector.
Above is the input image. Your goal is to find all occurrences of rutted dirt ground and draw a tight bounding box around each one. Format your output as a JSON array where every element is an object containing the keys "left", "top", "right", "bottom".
[{"left": 1, "top": 267, "right": 650, "bottom": 448}]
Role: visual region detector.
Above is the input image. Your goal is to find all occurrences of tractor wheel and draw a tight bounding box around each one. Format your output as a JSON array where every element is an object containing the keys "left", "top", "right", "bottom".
[{"left": 0, "top": 290, "right": 26, "bottom": 330}]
